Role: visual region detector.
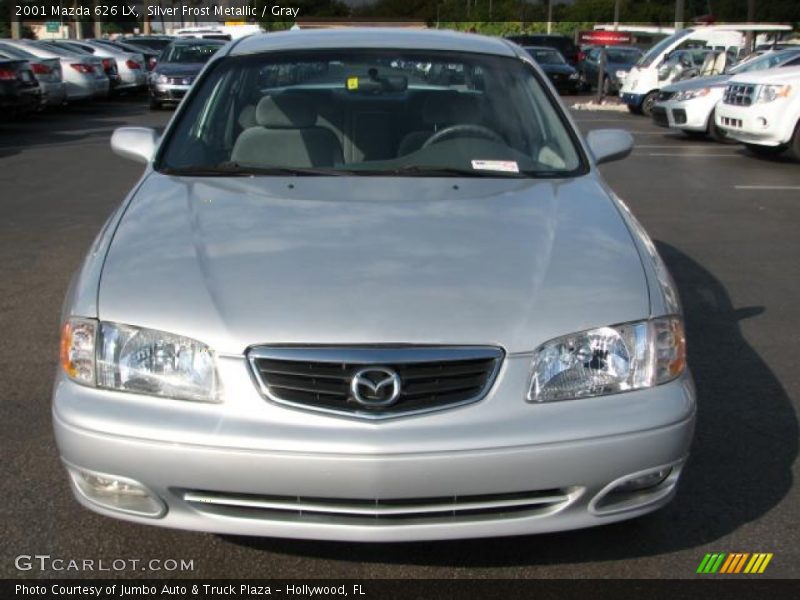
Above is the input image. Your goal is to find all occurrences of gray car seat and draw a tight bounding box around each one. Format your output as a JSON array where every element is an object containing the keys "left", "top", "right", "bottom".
[
  {"left": 232, "top": 95, "right": 344, "bottom": 168},
  {"left": 396, "top": 93, "right": 482, "bottom": 157}
]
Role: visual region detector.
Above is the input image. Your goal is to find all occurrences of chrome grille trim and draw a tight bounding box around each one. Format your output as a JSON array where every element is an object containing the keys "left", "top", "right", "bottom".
[
  {"left": 247, "top": 346, "right": 504, "bottom": 420},
  {"left": 723, "top": 83, "right": 755, "bottom": 106},
  {"left": 183, "top": 488, "right": 577, "bottom": 524}
]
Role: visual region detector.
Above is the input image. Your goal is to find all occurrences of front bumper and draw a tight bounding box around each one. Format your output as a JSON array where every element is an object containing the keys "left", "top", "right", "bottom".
[
  {"left": 715, "top": 102, "right": 792, "bottom": 147},
  {"left": 620, "top": 92, "right": 645, "bottom": 108},
  {"left": 150, "top": 82, "right": 191, "bottom": 102},
  {"left": 53, "top": 350, "right": 696, "bottom": 542},
  {"left": 653, "top": 98, "right": 713, "bottom": 132}
]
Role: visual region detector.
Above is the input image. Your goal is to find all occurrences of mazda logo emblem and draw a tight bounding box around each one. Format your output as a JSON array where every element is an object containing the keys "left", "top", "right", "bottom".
[{"left": 350, "top": 367, "right": 401, "bottom": 408}]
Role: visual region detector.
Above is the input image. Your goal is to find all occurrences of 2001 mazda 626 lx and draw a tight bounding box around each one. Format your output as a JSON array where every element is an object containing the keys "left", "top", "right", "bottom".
[{"left": 53, "top": 28, "right": 695, "bottom": 542}]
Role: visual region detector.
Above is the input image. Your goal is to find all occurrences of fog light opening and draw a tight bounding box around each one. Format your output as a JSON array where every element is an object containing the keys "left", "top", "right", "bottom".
[
  {"left": 610, "top": 467, "right": 672, "bottom": 494},
  {"left": 757, "top": 117, "right": 768, "bottom": 128},
  {"left": 590, "top": 462, "right": 683, "bottom": 515},
  {"left": 67, "top": 465, "right": 166, "bottom": 518}
]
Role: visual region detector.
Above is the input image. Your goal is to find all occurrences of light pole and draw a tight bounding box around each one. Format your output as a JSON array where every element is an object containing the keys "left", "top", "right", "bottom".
[
  {"left": 675, "top": 0, "right": 684, "bottom": 32},
  {"left": 546, "top": 0, "right": 552, "bottom": 35}
]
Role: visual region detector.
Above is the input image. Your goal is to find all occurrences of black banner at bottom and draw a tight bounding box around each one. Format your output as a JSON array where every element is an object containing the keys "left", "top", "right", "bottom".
[{"left": 3, "top": 579, "right": 796, "bottom": 600}]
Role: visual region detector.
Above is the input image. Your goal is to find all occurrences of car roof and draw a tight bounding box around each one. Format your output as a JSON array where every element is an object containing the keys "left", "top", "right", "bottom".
[{"left": 229, "top": 28, "right": 517, "bottom": 58}]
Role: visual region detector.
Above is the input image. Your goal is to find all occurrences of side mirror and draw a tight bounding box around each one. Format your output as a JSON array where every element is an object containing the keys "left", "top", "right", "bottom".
[
  {"left": 586, "top": 129, "right": 634, "bottom": 165},
  {"left": 110, "top": 127, "right": 160, "bottom": 164}
]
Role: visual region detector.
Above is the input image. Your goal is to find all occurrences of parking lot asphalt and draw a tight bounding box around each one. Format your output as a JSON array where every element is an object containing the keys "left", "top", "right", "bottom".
[{"left": 1, "top": 97, "right": 798, "bottom": 579}]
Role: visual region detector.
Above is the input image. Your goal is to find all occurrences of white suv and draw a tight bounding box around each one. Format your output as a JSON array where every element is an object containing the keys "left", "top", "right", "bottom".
[{"left": 715, "top": 65, "right": 800, "bottom": 159}]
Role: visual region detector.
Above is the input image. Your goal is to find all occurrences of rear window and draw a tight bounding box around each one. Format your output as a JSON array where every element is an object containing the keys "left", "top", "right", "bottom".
[{"left": 157, "top": 49, "right": 585, "bottom": 179}]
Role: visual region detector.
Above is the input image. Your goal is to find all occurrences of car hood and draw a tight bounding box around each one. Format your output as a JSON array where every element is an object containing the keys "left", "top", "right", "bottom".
[
  {"left": 154, "top": 62, "right": 204, "bottom": 77},
  {"left": 662, "top": 74, "right": 730, "bottom": 92},
  {"left": 540, "top": 64, "right": 576, "bottom": 75},
  {"left": 99, "top": 174, "right": 649, "bottom": 355},
  {"left": 728, "top": 65, "right": 800, "bottom": 85}
]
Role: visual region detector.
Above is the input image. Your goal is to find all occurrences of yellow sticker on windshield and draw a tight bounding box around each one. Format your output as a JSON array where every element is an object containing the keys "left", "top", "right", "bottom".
[{"left": 347, "top": 77, "right": 359, "bottom": 90}]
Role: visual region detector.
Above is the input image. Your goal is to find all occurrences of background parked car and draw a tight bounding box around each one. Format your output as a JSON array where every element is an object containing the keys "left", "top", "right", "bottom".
[
  {"left": 0, "top": 42, "right": 65, "bottom": 108},
  {"left": 507, "top": 34, "right": 580, "bottom": 66},
  {"left": 0, "top": 58, "right": 41, "bottom": 116},
  {"left": 50, "top": 39, "right": 146, "bottom": 94},
  {"left": 653, "top": 48, "right": 800, "bottom": 142},
  {"left": 30, "top": 41, "right": 111, "bottom": 99},
  {"left": 716, "top": 65, "right": 800, "bottom": 160},
  {"left": 0, "top": 39, "right": 103, "bottom": 103},
  {"left": 91, "top": 39, "right": 160, "bottom": 74},
  {"left": 580, "top": 46, "right": 643, "bottom": 95},
  {"left": 523, "top": 46, "right": 581, "bottom": 94},
  {"left": 148, "top": 38, "right": 224, "bottom": 109}
]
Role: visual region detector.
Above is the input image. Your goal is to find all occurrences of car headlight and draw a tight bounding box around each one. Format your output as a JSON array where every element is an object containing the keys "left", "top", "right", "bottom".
[
  {"left": 60, "top": 318, "right": 219, "bottom": 402},
  {"left": 569, "top": 71, "right": 580, "bottom": 79},
  {"left": 615, "top": 70, "right": 628, "bottom": 80},
  {"left": 756, "top": 84, "right": 792, "bottom": 103},
  {"left": 527, "top": 317, "right": 686, "bottom": 402},
  {"left": 154, "top": 73, "right": 169, "bottom": 84},
  {"left": 674, "top": 87, "right": 710, "bottom": 101}
]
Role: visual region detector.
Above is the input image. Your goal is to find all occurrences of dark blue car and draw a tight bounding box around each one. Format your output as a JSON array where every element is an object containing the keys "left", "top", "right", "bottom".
[
  {"left": 580, "top": 46, "right": 643, "bottom": 95},
  {"left": 523, "top": 46, "right": 581, "bottom": 94}
]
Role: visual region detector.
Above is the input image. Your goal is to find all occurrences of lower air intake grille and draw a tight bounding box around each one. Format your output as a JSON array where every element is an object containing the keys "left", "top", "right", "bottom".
[
  {"left": 248, "top": 346, "right": 503, "bottom": 419},
  {"left": 182, "top": 488, "right": 574, "bottom": 525}
]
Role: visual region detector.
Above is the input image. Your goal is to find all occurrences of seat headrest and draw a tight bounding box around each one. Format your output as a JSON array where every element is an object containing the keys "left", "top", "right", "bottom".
[
  {"left": 256, "top": 95, "right": 316, "bottom": 128},
  {"left": 422, "top": 93, "right": 481, "bottom": 125}
]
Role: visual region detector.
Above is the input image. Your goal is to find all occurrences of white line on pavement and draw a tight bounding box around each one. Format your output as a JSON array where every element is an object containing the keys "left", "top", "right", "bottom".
[{"left": 733, "top": 185, "right": 800, "bottom": 190}]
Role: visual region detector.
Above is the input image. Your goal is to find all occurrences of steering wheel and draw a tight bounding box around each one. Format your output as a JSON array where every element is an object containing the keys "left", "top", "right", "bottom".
[{"left": 422, "top": 124, "right": 504, "bottom": 148}]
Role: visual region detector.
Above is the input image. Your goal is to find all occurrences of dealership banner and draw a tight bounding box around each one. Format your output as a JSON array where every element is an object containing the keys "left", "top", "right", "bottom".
[
  {"left": 7, "top": 0, "right": 800, "bottom": 24},
  {"left": 2, "top": 579, "right": 797, "bottom": 600}
]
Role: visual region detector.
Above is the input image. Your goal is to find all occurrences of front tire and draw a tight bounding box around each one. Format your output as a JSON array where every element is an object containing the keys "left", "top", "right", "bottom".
[
  {"left": 707, "top": 109, "right": 734, "bottom": 144},
  {"left": 641, "top": 91, "right": 658, "bottom": 117},
  {"left": 790, "top": 120, "right": 800, "bottom": 162}
]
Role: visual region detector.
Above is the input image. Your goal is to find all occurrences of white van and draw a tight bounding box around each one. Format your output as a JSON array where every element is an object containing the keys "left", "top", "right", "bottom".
[{"left": 619, "top": 24, "right": 792, "bottom": 116}]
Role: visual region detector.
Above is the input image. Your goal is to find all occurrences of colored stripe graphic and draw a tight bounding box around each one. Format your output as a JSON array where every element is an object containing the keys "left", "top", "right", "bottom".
[
  {"left": 698, "top": 553, "right": 726, "bottom": 574},
  {"left": 702, "top": 552, "right": 774, "bottom": 574}
]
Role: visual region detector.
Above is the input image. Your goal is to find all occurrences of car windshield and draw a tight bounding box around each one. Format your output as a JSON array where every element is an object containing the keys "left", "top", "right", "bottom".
[
  {"left": 526, "top": 48, "right": 566, "bottom": 65},
  {"left": 0, "top": 43, "right": 36, "bottom": 59},
  {"left": 606, "top": 48, "right": 642, "bottom": 63},
  {"left": 637, "top": 30, "right": 693, "bottom": 67},
  {"left": 157, "top": 49, "right": 583, "bottom": 178},
  {"left": 162, "top": 43, "right": 223, "bottom": 64},
  {"left": 34, "top": 42, "right": 82, "bottom": 57}
]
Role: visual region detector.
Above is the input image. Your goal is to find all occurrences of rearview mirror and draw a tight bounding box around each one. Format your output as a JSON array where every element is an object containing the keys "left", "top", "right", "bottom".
[
  {"left": 110, "top": 127, "right": 160, "bottom": 164},
  {"left": 586, "top": 129, "right": 634, "bottom": 165}
]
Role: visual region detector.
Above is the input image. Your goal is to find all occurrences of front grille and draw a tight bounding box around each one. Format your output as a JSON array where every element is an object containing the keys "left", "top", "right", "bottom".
[
  {"left": 182, "top": 488, "right": 574, "bottom": 525},
  {"left": 248, "top": 346, "right": 503, "bottom": 419},
  {"left": 167, "top": 76, "right": 192, "bottom": 85},
  {"left": 656, "top": 90, "right": 676, "bottom": 102},
  {"left": 723, "top": 83, "right": 755, "bottom": 106}
]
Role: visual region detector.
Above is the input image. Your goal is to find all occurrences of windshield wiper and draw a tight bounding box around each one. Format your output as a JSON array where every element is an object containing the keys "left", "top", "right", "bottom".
[
  {"left": 159, "top": 162, "right": 349, "bottom": 177},
  {"left": 365, "top": 165, "right": 527, "bottom": 178}
]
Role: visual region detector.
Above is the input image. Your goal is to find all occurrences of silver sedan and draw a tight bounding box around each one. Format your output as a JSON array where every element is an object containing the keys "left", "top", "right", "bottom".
[
  {"left": 0, "top": 39, "right": 107, "bottom": 101},
  {"left": 54, "top": 29, "right": 695, "bottom": 542}
]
